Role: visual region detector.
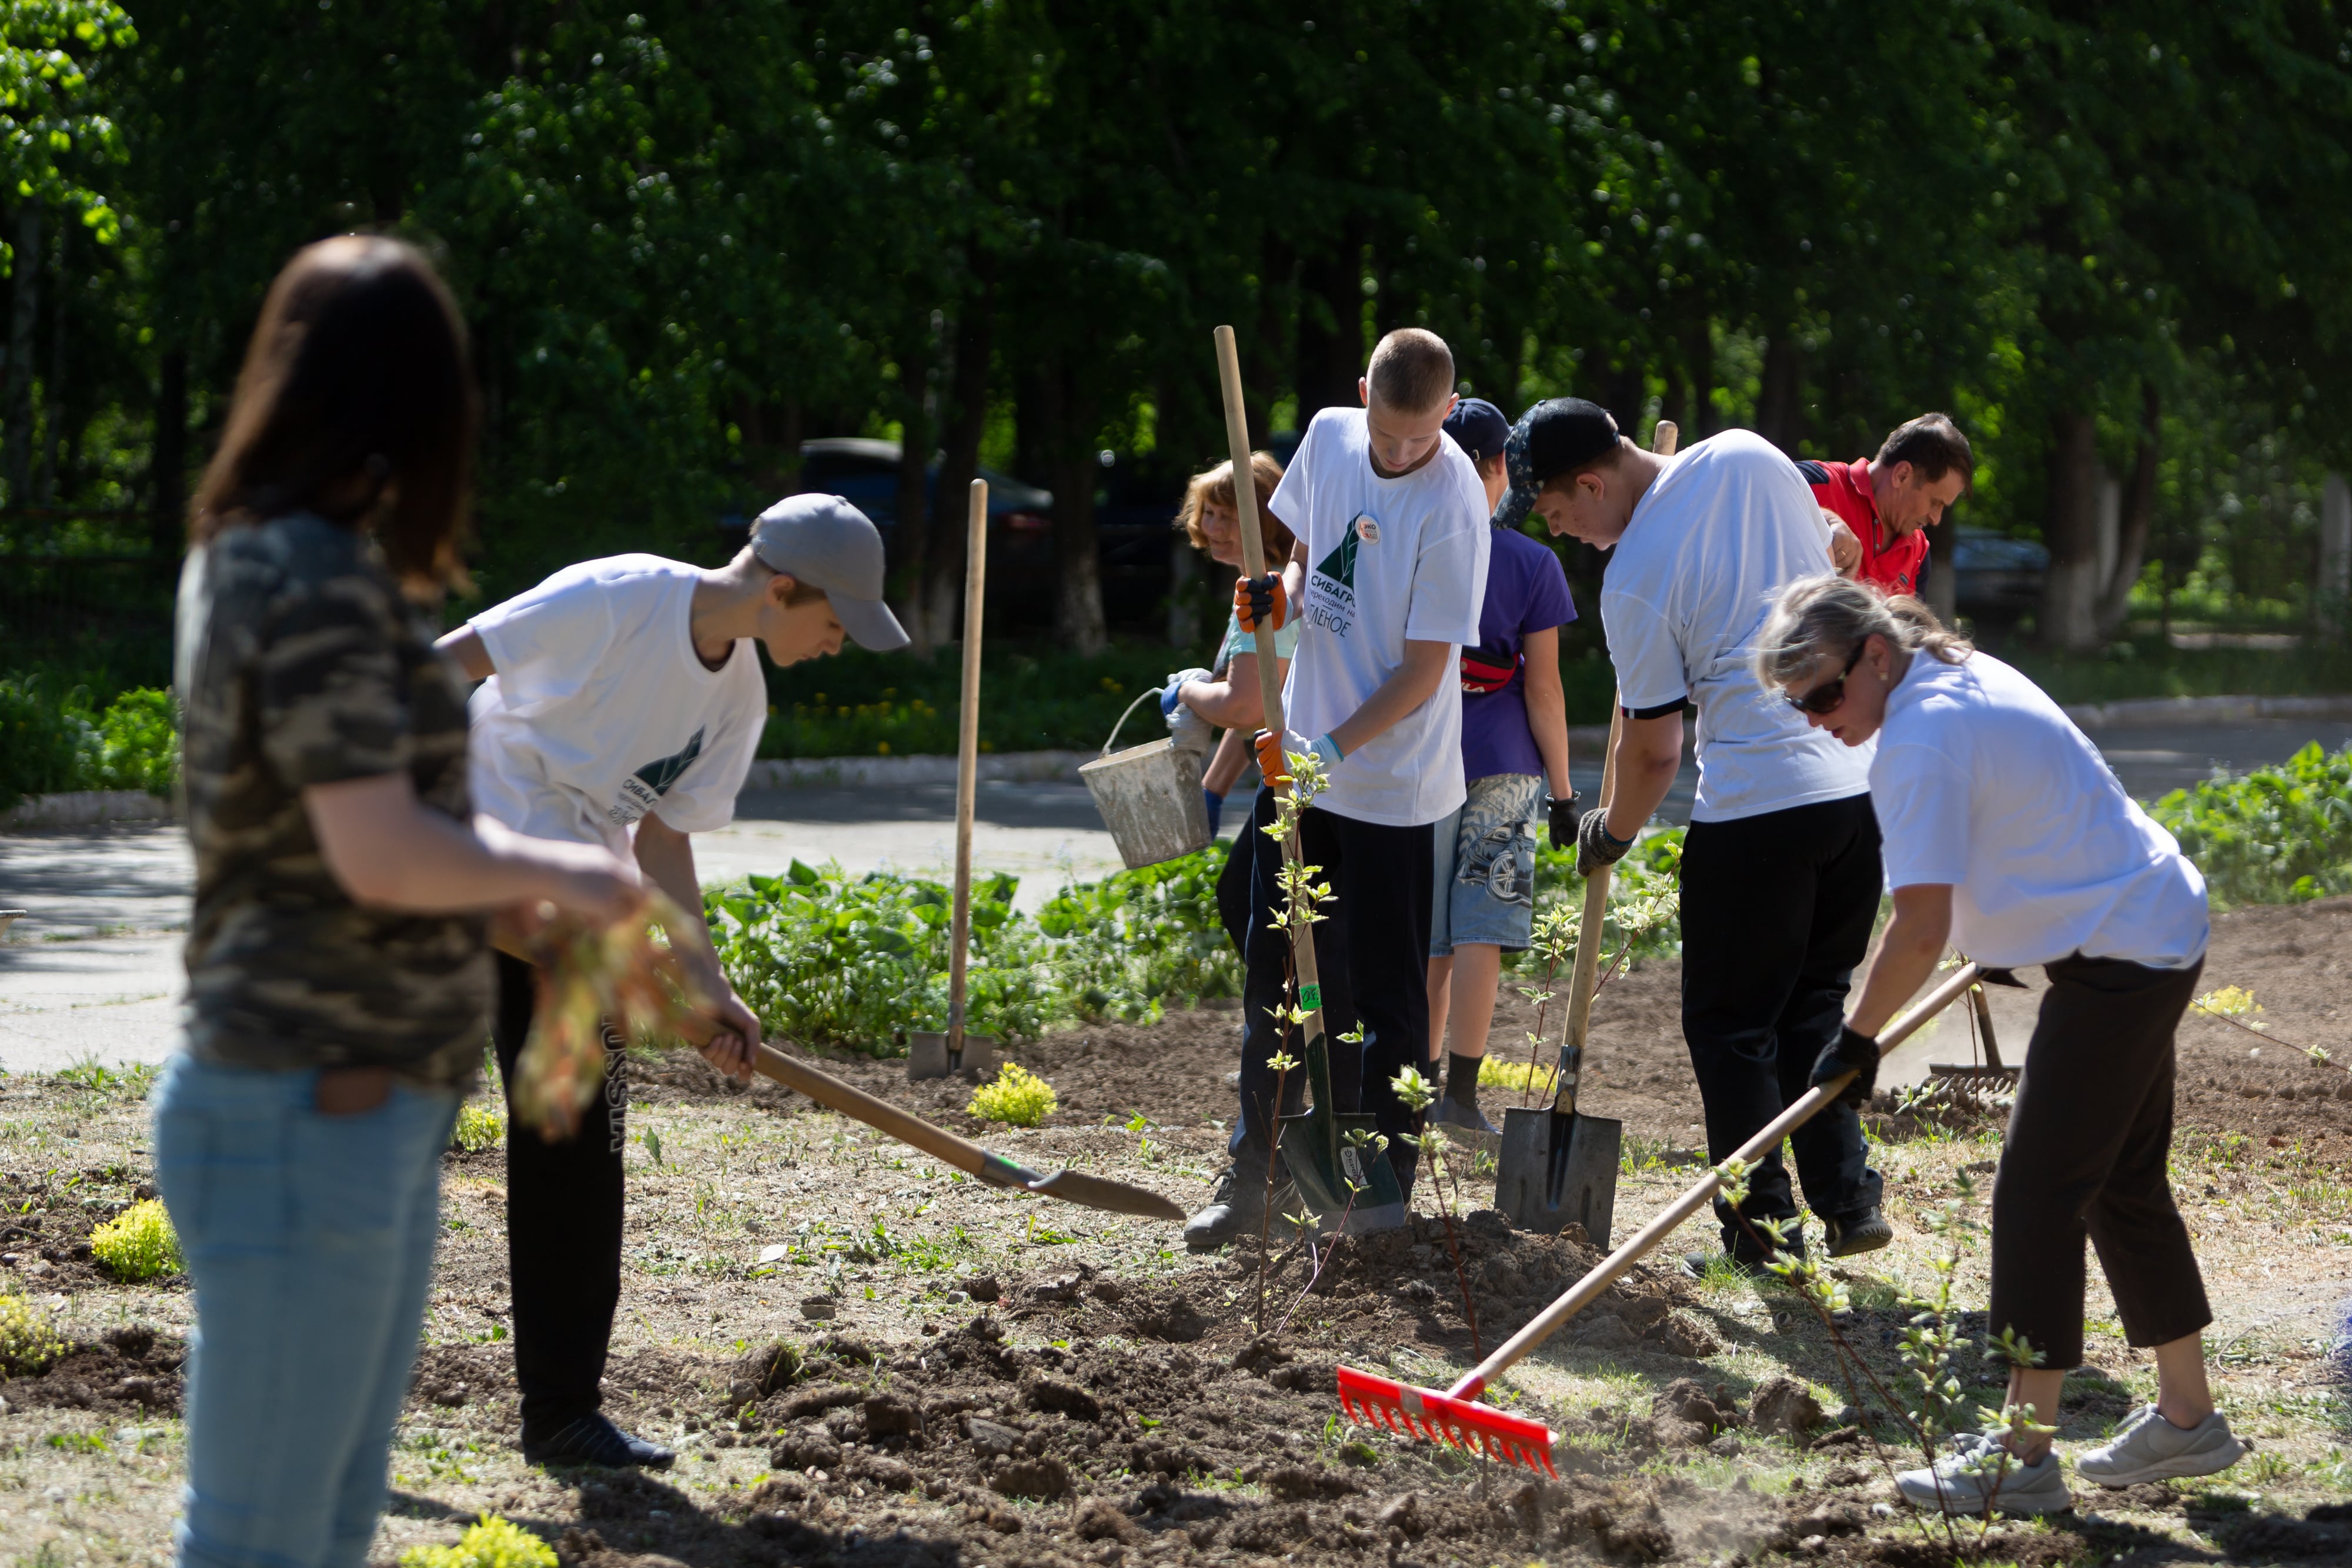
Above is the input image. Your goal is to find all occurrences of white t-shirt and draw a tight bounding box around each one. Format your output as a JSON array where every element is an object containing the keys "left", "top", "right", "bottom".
[
  {"left": 1871, "top": 649, "right": 2209, "bottom": 970},
  {"left": 1600, "top": 429, "right": 1870, "bottom": 823},
  {"left": 466, "top": 556, "right": 767, "bottom": 856},
  {"left": 1268, "top": 407, "right": 1490, "bottom": 827}
]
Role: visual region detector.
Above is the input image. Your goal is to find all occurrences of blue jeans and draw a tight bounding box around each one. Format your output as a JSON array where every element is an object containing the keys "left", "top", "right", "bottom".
[{"left": 154, "top": 1052, "right": 460, "bottom": 1568}]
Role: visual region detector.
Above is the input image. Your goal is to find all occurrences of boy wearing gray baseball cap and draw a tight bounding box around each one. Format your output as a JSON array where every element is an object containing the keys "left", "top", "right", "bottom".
[{"left": 435, "top": 493, "right": 904, "bottom": 1469}]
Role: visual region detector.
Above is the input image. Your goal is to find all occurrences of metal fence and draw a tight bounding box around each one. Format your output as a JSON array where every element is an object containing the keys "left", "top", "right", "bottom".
[{"left": 1, "top": 510, "right": 179, "bottom": 687}]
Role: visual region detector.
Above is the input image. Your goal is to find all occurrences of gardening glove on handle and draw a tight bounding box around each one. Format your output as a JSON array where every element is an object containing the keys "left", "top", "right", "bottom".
[
  {"left": 1253, "top": 730, "right": 1342, "bottom": 788},
  {"left": 1161, "top": 668, "right": 1212, "bottom": 723},
  {"left": 1235, "top": 572, "right": 1289, "bottom": 633},
  {"left": 1575, "top": 807, "right": 1635, "bottom": 877},
  {"left": 1545, "top": 791, "right": 1581, "bottom": 850},
  {"left": 1810, "top": 1024, "right": 1880, "bottom": 1108}
]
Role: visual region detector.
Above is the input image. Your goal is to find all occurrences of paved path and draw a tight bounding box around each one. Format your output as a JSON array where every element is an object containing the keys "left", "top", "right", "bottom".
[{"left": 1, "top": 718, "right": 2337, "bottom": 1074}]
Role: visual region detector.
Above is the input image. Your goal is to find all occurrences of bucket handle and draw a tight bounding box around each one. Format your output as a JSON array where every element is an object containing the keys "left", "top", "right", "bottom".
[{"left": 1101, "top": 687, "right": 1167, "bottom": 757}]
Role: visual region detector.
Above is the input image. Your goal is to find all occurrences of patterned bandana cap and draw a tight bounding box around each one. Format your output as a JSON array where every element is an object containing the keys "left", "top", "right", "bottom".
[{"left": 1493, "top": 398, "right": 1622, "bottom": 530}]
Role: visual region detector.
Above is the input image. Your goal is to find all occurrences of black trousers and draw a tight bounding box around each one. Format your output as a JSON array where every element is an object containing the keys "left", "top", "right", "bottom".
[
  {"left": 493, "top": 952, "right": 628, "bottom": 1436},
  {"left": 1235, "top": 788, "right": 1434, "bottom": 1198},
  {"left": 1679, "top": 793, "right": 1883, "bottom": 1253},
  {"left": 1216, "top": 820, "right": 1256, "bottom": 960},
  {"left": 1991, "top": 954, "right": 2211, "bottom": 1370}
]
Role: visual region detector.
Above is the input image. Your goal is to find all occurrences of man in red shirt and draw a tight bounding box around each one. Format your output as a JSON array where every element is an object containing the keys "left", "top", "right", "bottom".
[{"left": 1798, "top": 412, "right": 1974, "bottom": 598}]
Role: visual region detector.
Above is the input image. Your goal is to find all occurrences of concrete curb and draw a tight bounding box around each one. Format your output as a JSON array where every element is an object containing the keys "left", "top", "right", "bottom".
[
  {"left": 1, "top": 790, "right": 178, "bottom": 831},
  {"left": 2061, "top": 694, "right": 2352, "bottom": 730},
  {"left": 741, "top": 750, "right": 1096, "bottom": 788}
]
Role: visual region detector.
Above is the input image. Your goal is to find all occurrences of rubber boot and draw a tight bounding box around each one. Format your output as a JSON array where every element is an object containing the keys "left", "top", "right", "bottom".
[{"left": 1183, "top": 1138, "right": 1296, "bottom": 1251}]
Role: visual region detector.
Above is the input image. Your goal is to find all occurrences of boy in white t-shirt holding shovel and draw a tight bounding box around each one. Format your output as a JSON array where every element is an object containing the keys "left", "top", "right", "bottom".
[
  {"left": 436, "top": 494, "right": 908, "bottom": 1467},
  {"left": 1184, "top": 328, "right": 1490, "bottom": 1248}
]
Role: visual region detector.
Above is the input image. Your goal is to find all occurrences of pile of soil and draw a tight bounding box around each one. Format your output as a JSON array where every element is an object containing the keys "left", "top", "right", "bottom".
[{"left": 2, "top": 1323, "right": 184, "bottom": 1415}]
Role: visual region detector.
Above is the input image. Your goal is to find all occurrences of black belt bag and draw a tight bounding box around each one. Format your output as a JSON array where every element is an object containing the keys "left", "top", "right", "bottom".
[{"left": 1461, "top": 646, "right": 1521, "bottom": 694}]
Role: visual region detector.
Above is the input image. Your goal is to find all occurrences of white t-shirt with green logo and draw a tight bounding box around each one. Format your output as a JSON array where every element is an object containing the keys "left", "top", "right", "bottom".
[
  {"left": 1267, "top": 407, "right": 1489, "bottom": 827},
  {"left": 466, "top": 555, "right": 767, "bottom": 858}
]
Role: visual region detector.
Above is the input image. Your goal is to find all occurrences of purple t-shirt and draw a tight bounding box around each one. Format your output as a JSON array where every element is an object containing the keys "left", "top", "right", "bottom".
[{"left": 1461, "top": 526, "right": 1577, "bottom": 783}]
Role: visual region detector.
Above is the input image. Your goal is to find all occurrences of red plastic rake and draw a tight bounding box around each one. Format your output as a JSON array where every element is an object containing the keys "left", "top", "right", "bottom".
[{"left": 1336, "top": 963, "right": 1984, "bottom": 1474}]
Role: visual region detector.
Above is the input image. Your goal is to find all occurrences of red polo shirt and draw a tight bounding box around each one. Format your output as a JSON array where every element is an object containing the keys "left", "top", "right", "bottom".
[{"left": 1797, "top": 458, "right": 1932, "bottom": 598}]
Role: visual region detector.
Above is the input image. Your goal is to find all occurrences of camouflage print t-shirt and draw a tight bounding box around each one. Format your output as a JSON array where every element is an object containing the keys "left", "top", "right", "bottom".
[{"left": 174, "top": 513, "right": 492, "bottom": 1085}]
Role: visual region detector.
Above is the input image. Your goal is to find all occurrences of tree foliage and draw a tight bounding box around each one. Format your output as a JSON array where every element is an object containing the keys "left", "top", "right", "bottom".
[{"left": 9, "top": 1, "right": 2352, "bottom": 671}]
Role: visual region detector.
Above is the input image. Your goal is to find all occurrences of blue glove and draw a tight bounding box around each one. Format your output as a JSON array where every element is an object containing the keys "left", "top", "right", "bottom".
[
  {"left": 1202, "top": 789, "right": 1225, "bottom": 834},
  {"left": 1160, "top": 685, "right": 1184, "bottom": 718}
]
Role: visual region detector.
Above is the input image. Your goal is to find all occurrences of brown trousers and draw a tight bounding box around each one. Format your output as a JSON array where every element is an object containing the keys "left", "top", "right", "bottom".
[{"left": 1990, "top": 953, "right": 2211, "bottom": 1370}]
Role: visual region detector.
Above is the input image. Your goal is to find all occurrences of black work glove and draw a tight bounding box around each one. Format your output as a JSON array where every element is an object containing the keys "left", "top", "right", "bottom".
[
  {"left": 1545, "top": 792, "right": 1581, "bottom": 850},
  {"left": 1810, "top": 1025, "right": 1880, "bottom": 1108},
  {"left": 1575, "top": 807, "right": 1634, "bottom": 877}
]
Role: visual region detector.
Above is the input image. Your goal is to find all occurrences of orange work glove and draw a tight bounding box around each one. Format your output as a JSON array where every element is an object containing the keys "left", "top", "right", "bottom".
[
  {"left": 1234, "top": 571, "right": 1289, "bottom": 633},
  {"left": 1253, "top": 728, "right": 1292, "bottom": 787}
]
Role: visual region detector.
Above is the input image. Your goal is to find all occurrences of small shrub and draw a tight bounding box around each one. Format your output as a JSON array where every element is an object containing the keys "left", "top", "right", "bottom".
[
  {"left": 969, "top": 1063, "right": 1057, "bottom": 1127},
  {"left": 0, "top": 1294, "right": 66, "bottom": 1375},
  {"left": 88, "top": 687, "right": 179, "bottom": 797},
  {"left": 89, "top": 1199, "right": 182, "bottom": 1281},
  {"left": 452, "top": 1102, "right": 505, "bottom": 1152},
  {"left": 2196, "top": 985, "right": 2262, "bottom": 1019},
  {"left": 2149, "top": 743, "right": 2352, "bottom": 907},
  {"left": 398, "top": 1514, "right": 558, "bottom": 1568}
]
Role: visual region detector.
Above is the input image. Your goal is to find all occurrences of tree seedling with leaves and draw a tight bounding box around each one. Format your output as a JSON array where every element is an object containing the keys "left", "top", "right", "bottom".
[{"left": 1392, "top": 1064, "right": 1480, "bottom": 1356}]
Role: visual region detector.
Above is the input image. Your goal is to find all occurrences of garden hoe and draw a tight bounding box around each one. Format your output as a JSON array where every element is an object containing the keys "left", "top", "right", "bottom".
[
  {"left": 1338, "top": 962, "right": 1984, "bottom": 1474},
  {"left": 674, "top": 1010, "right": 1184, "bottom": 1221},
  {"left": 910, "top": 478, "right": 998, "bottom": 1084},
  {"left": 1213, "top": 323, "right": 1406, "bottom": 1236},
  {"left": 1494, "top": 419, "right": 1679, "bottom": 1249}
]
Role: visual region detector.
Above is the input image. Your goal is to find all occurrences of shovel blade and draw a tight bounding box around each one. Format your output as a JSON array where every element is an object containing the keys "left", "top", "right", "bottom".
[
  {"left": 1278, "top": 1109, "right": 1406, "bottom": 1235},
  {"left": 1495, "top": 1107, "right": 1621, "bottom": 1248},
  {"left": 1023, "top": 1168, "right": 1187, "bottom": 1222},
  {"left": 908, "top": 1031, "right": 998, "bottom": 1082}
]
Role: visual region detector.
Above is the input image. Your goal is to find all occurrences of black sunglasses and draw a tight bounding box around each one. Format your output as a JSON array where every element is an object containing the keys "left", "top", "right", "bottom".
[{"left": 1787, "top": 641, "right": 1866, "bottom": 716}]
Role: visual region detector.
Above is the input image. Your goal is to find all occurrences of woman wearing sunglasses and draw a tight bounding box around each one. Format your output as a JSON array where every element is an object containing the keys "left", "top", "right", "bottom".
[{"left": 1755, "top": 575, "right": 2238, "bottom": 1516}]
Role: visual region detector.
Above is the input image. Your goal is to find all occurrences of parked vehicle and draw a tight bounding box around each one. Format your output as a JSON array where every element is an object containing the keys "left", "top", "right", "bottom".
[
  {"left": 1949, "top": 526, "right": 2048, "bottom": 620},
  {"left": 796, "top": 437, "right": 1053, "bottom": 530}
]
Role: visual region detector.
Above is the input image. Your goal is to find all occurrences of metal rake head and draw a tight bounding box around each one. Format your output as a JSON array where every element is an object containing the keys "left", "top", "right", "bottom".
[{"left": 1335, "top": 1366, "right": 1556, "bottom": 1476}]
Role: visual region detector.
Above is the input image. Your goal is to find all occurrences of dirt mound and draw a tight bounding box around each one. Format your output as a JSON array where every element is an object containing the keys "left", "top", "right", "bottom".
[{"left": 3, "top": 1323, "right": 184, "bottom": 1415}]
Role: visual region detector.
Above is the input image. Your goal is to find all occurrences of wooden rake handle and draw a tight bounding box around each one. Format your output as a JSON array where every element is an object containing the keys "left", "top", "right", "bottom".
[{"left": 1454, "top": 961, "right": 1984, "bottom": 1401}]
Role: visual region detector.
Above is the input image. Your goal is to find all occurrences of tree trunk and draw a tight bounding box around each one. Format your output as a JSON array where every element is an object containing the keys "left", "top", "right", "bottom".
[
  {"left": 152, "top": 349, "right": 187, "bottom": 556},
  {"left": 1681, "top": 317, "right": 1715, "bottom": 439},
  {"left": 4, "top": 206, "right": 41, "bottom": 507},
  {"left": 1295, "top": 220, "right": 1367, "bottom": 424},
  {"left": 1756, "top": 332, "right": 1804, "bottom": 454},
  {"left": 2039, "top": 409, "right": 2103, "bottom": 651},
  {"left": 1036, "top": 355, "right": 1107, "bottom": 654},
  {"left": 38, "top": 225, "right": 62, "bottom": 504},
  {"left": 924, "top": 266, "right": 997, "bottom": 647},
  {"left": 2095, "top": 381, "right": 2161, "bottom": 640},
  {"left": 892, "top": 346, "right": 933, "bottom": 653}
]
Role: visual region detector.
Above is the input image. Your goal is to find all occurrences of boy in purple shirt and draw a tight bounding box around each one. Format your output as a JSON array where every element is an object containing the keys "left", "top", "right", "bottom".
[{"left": 1426, "top": 399, "right": 1579, "bottom": 1133}]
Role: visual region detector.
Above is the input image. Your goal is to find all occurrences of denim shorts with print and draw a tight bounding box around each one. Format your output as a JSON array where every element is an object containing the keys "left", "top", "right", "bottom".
[{"left": 1429, "top": 772, "right": 1545, "bottom": 956}]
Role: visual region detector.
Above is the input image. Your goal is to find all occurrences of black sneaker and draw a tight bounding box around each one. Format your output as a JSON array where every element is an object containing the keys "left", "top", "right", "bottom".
[
  {"left": 1825, "top": 1207, "right": 1894, "bottom": 1258},
  {"left": 523, "top": 1413, "right": 674, "bottom": 1469},
  {"left": 1182, "top": 1154, "right": 1297, "bottom": 1251}
]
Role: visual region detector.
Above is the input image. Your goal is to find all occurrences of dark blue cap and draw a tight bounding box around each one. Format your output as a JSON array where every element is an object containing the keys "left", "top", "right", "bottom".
[
  {"left": 1442, "top": 397, "right": 1512, "bottom": 469},
  {"left": 1493, "top": 398, "right": 1623, "bottom": 530}
]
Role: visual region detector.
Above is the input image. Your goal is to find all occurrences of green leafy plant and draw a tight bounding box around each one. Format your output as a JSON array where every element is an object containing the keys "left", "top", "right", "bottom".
[
  {"left": 708, "top": 849, "right": 1240, "bottom": 1054},
  {"left": 451, "top": 1102, "right": 505, "bottom": 1153},
  {"left": 89, "top": 1198, "right": 182, "bottom": 1281},
  {"left": 0, "top": 677, "right": 180, "bottom": 810},
  {"left": 968, "top": 1062, "right": 1057, "bottom": 1128},
  {"left": 0, "top": 1293, "right": 66, "bottom": 1375},
  {"left": 2149, "top": 743, "right": 2352, "bottom": 907},
  {"left": 398, "top": 1514, "right": 558, "bottom": 1568}
]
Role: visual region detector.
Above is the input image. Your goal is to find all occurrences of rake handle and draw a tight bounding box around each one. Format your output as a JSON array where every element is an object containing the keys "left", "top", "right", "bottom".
[{"left": 1449, "top": 961, "right": 1982, "bottom": 1402}]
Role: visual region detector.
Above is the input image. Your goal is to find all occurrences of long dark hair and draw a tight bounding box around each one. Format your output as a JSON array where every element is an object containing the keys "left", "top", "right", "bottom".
[{"left": 190, "top": 235, "right": 476, "bottom": 589}]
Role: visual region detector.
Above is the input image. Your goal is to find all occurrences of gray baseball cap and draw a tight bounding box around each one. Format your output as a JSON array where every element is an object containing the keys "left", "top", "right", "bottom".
[{"left": 750, "top": 494, "right": 910, "bottom": 652}]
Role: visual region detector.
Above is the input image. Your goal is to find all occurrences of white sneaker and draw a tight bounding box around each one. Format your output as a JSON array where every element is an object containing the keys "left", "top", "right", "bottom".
[
  {"left": 2076, "top": 1403, "right": 2244, "bottom": 1487},
  {"left": 1895, "top": 1433, "right": 2072, "bottom": 1516}
]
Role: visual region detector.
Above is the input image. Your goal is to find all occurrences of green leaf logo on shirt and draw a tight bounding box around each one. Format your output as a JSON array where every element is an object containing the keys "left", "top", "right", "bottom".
[
  {"left": 1315, "top": 530, "right": 1359, "bottom": 591},
  {"left": 634, "top": 727, "right": 705, "bottom": 797}
]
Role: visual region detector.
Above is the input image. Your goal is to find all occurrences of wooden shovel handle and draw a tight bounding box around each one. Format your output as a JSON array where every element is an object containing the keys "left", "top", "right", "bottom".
[
  {"left": 1456, "top": 961, "right": 1982, "bottom": 1401},
  {"left": 670, "top": 1005, "right": 990, "bottom": 1182},
  {"left": 950, "top": 477, "right": 987, "bottom": 1052}
]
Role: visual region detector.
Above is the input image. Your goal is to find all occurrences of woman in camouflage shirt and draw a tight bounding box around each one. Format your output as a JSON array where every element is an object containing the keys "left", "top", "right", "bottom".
[{"left": 162, "top": 238, "right": 639, "bottom": 1568}]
